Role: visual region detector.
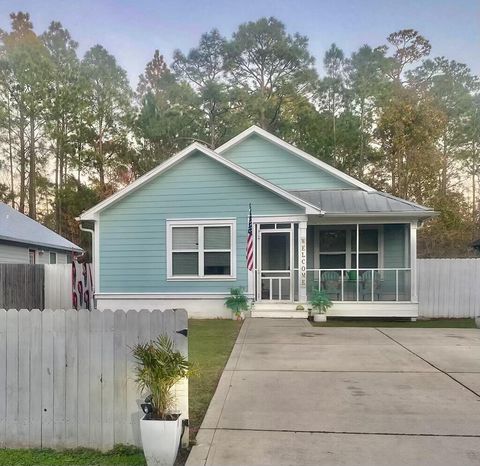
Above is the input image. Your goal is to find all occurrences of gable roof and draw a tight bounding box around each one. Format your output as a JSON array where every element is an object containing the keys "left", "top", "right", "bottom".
[
  {"left": 216, "top": 125, "right": 376, "bottom": 193},
  {"left": 0, "top": 202, "right": 82, "bottom": 252},
  {"left": 290, "top": 190, "right": 436, "bottom": 218},
  {"left": 79, "top": 143, "right": 323, "bottom": 220}
]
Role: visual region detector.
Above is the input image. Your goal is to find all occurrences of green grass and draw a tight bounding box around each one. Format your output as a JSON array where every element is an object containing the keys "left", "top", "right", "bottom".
[
  {"left": 188, "top": 319, "right": 242, "bottom": 438},
  {"left": 0, "top": 319, "right": 242, "bottom": 465},
  {"left": 0, "top": 445, "right": 145, "bottom": 466},
  {"left": 311, "top": 318, "right": 477, "bottom": 328}
]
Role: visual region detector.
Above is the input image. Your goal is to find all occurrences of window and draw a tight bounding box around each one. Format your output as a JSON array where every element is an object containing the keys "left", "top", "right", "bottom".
[
  {"left": 29, "top": 249, "right": 36, "bottom": 264},
  {"left": 49, "top": 252, "right": 57, "bottom": 264},
  {"left": 168, "top": 220, "right": 235, "bottom": 279}
]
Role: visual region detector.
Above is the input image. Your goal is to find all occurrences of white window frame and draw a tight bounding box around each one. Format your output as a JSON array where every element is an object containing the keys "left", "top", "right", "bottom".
[
  {"left": 167, "top": 218, "right": 236, "bottom": 281},
  {"left": 49, "top": 252, "right": 57, "bottom": 264}
]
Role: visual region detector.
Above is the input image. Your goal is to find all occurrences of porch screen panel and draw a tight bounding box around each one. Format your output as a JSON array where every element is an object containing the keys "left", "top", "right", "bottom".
[{"left": 319, "top": 230, "right": 346, "bottom": 270}]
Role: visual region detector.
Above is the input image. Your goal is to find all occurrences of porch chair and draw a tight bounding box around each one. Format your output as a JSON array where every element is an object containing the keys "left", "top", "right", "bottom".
[
  {"left": 361, "top": 270, "right": 381, "bottom": 301},
  {"left": 320, "top": 271, "right": 341, "bottom": 301}
]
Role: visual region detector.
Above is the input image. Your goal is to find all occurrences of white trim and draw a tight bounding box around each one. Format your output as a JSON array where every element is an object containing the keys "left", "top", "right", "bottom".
[
  {"left": 94, "top": 217, "right": 100, "bottom": 293},
  {"left": 410, "top": 221, "right": 418, "bottom": 302},
  {"left": 216, "top": 125, "right": 376, "bottom": 193},
  {"left": 252, "top": 215, "right": 308, "bottom": 223},
  {"left": 95, "top": 292, "right": 227, "bottom": 299},
  {"left": 298, "top": 221, "right": 308, "bottom": 302},
  {"left": 321, "top": 212, "right": 436, "bottom": 219},
  {"left": 327, "top": 301, "right": 418, "bottom": 318},
  {"left": 308, "top": 215, "right": 434, "bottom": 225},
  {"left": 166, "top": 218, "right": 237, "bottom": 280},
  {"left": 79, "top": 142, "right": 322, "bottom": 220}
]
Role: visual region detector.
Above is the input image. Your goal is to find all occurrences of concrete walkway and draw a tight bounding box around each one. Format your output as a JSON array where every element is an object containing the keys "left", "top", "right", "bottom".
[{"left": 186, "top": 319, "right": 480, "bottom": 466}]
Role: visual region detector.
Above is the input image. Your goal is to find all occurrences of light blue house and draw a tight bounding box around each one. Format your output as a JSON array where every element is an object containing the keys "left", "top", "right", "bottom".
[{"left": 79, "top": 126, "right": 435, "bottom": 318}]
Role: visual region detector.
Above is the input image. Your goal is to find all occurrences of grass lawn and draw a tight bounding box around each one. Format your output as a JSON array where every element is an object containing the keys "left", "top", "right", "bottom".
[
  {"left": 0, "top": 318, "right": 241, "bottom": 466},
  {"left": 311, "top": 318, "right": 477, "bottom": 328},
  {"left": 0, "top": 445, "right": 145, "bottom": 466},
  {"left": 188, "top": 319, "right": 243, "bottom": 438}
]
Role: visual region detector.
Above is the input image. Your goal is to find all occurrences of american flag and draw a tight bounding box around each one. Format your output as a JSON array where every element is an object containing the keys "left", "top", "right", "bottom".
[{"left": 246, "top": 203, "right": 254, "bottom": 271}]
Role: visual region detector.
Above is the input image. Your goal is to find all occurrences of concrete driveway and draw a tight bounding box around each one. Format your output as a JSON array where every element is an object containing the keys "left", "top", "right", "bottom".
[{"left": 187, "top": 319, "right": 480, "bottom": 466}]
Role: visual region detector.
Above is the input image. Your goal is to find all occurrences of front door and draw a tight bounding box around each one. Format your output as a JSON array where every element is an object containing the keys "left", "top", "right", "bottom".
[{"left": 257, "top": 226, "right": 293, "bottom": 301}]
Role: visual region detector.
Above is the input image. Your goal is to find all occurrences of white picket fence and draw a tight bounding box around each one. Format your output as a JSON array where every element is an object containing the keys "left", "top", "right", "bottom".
[
  {"left": 0, "top": 308, "right": 188, "bottom": 451},
  {"left": 418, "top": 258, "right": 480, "bottom": 318}
]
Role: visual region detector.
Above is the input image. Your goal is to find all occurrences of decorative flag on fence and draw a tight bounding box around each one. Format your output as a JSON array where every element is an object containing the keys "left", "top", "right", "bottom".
[
  {"left": 246, "top": 203, "right": 254, "bottom": 271},
  {"left": 72, "top": 261, "right": 94, "bottom": 310}
]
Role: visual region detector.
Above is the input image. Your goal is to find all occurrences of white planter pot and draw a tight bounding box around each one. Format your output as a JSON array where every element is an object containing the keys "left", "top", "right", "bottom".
[
  {"left": 140, "top": 415, "right": 182, "bottom": 466},
  {"left": 313, "top": 314, "right": 327, "bottom": 322},
  {"left": 232, "top": 311, "right": 244, "bottom": 321}
]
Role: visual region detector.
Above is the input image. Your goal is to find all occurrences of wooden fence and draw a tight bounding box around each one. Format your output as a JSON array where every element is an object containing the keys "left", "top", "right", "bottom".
[
  {"left": 0, "top": 264, "right": 44, "bottom": 309},
  {"left": 418, "top": 258, "right": 480, "bottom": 318},
  {"left": 0, "top": 263, "right": 93, "bottom": 311},
  {"left": 0, "top": 308, "right": 188, "bottom": 451}
]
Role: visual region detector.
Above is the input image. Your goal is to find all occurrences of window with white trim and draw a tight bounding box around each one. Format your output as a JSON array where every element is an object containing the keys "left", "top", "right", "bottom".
[{"left": 167, "top": 220, "right": 236, "bottom": 279}]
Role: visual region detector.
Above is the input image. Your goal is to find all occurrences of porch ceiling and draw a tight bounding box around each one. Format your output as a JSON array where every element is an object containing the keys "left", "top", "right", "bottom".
[{"left": 289, "top": 189, "right": 435, "bottom": 217}]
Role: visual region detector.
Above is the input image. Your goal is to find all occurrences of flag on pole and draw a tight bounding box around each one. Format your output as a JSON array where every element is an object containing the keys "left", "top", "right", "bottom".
[{"left": 246, "top": 203, "right": 254, "bottom": 271}]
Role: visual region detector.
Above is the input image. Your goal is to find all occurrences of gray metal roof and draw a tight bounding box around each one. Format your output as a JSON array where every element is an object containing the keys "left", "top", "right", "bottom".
[
  {"left": 0, "top": 202, "right": 82, "bottom": 252},
  {"left": 289, "top": 189, "right": 435, "bottom": 216}
]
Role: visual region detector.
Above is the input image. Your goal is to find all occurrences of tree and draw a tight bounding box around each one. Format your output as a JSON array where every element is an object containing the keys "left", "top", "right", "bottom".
[
  {"left": 385, "top": 29, "right": 431, "bottom": 82},
  {"left": 376, "top": 85, "right": 446, "bottom": 204},
  {"left": 173, "top": 29, "right": 229, "bottom": 148},
  {"left": 320, "top": 43, "right": 346, "bottom": 158},
  {"left": 134, "top": 50, "right": 201, "bottom": 175},
  {"left": 0, "top": 12, "right": 53, "bottom": 218},
  {"left": 41, "top": 21, "right": 83, "bottom": 233},
  {"left": 347, "top": 45, "right": 389, "bottom": 177},
  {"left": 224, "top": 17, "right": 317, "bottom": 131},
  {"left": 81, "top": 45, "right": 132, "bottom": 192},
  {"left": 408, "top": 58, "right": 479, "bottom": 195}
]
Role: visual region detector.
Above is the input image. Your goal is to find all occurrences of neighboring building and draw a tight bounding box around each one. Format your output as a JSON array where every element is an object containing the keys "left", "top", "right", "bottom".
[
  {"left": 0, "top": 202, "right": 82, "bottom": 264},
  {"left": 79, "top": 126, "right": 436, "bottom": 318}
]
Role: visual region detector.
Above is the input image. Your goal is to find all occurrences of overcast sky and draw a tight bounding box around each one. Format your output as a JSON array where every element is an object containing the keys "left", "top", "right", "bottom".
[{"left": 1, "top": 0, "right": 479, "bottom": 86}]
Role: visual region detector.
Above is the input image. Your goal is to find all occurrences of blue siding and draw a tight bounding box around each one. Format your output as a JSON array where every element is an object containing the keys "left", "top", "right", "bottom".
[
  {"left": 99, "top": 151, "right": 303, "bottom": 293},
  {"left": 221, "top": 135, "right": 355, "bottom": 190}
]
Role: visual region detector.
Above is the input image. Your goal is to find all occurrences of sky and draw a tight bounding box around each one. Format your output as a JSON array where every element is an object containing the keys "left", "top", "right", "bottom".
[{"left": 0, "top": 0, "right": 479, "bottom": 87}]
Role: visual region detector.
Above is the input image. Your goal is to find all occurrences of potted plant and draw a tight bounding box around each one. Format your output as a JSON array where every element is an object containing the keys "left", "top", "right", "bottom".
[
  {"left": 310, "top": 289, "right": 332, "bottom": 322},
  {"left": 132, "top": 335, "right": 193, "bottom": 466},
  {"left": 225, "top": 287, "right": 249, "bottom": 320}
]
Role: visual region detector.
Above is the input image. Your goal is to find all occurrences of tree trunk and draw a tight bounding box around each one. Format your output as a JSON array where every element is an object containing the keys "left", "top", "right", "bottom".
[
  {"left": 18, "top": 110, "right": 26, "bottom": 214},
  {"left": 441, "top": 134, "right": 448, "bottom": 196},
  {"left": 28, "top": 114, "right": 36, "bottom": 220},
  {"left": 6, "top": 94, "right": 15, "bottom": 207},
  {"left": 359, "top": 99, "right": 365, "bottom": 178}
]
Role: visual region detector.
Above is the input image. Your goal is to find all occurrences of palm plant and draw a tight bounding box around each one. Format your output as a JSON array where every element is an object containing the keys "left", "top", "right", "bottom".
[
  {"left": 132, "top": 335, "right": 193, "bottom": 419},
  {"left": 310, "top": 289, "right": 333, "bottom": 314},
  {"left": 225, "top": 287, "right": 249, "bottom": 317}
]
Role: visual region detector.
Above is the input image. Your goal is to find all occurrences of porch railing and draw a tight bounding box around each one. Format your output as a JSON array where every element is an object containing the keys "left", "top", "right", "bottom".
[{"left": 306, "top": 268, "right": 412, "bottom": 302}]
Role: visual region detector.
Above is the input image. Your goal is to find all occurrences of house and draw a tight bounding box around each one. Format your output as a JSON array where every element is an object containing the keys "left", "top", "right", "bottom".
[
  {"left": 79, "top": 126, "right": 436, "bottom": 318},
  {"left": 0, "top": 202, "right": 82, "bottom": 264}
]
